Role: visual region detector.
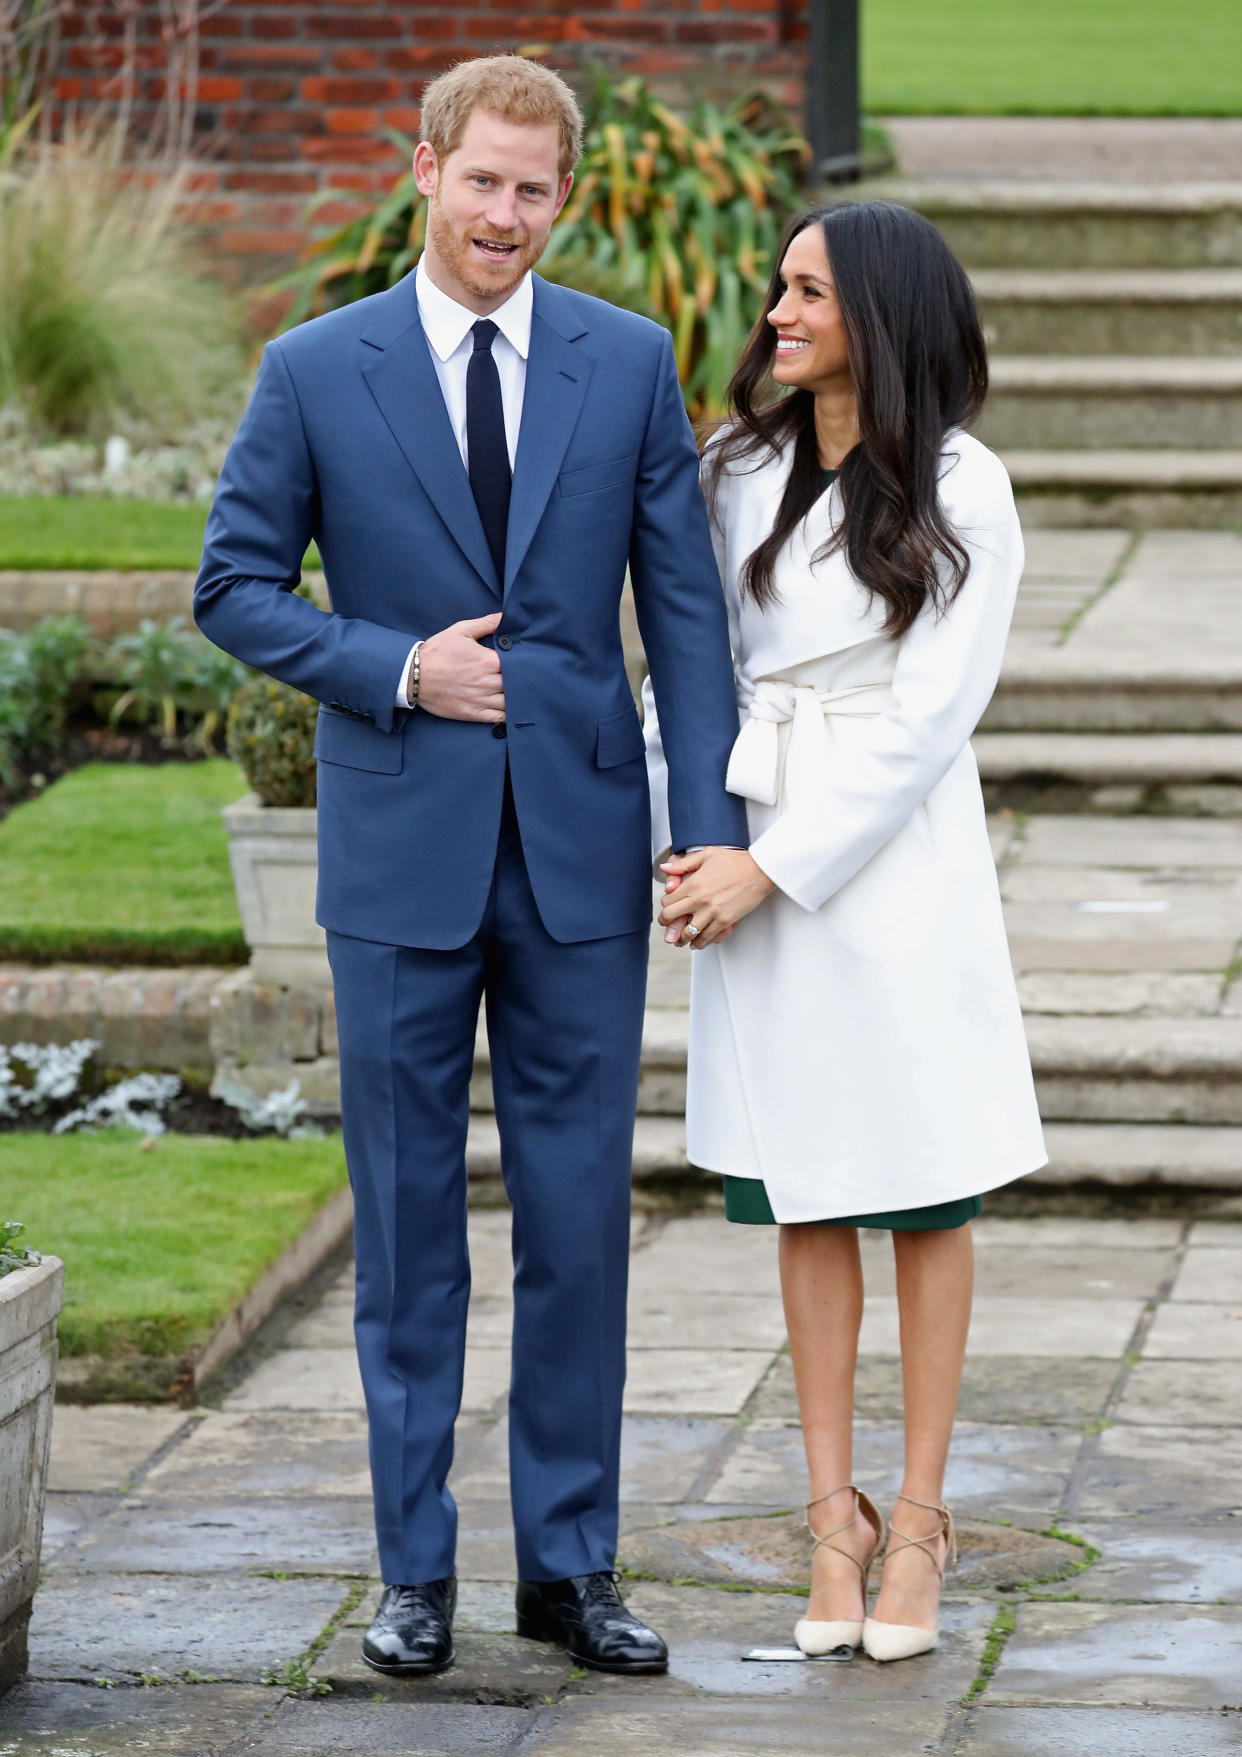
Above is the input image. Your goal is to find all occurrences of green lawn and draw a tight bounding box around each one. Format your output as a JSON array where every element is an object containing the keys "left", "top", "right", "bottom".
[
  {"left": 864, "top": 0, "right": 1242, "bottom": 114},
  {"left": 0, "top": 497, "right": 321, "bottom": 572},
  {"left": 0, "top": 1132, "right": 347, "bottom": 1358},
  {"left": 0, "top": 761, "right": 248, "bottom": 965}
]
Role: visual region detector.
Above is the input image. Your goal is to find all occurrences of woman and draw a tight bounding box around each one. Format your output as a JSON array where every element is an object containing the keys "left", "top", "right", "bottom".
[{"left": 643, "top": 202, "right": 1046, "bottom": 1663}]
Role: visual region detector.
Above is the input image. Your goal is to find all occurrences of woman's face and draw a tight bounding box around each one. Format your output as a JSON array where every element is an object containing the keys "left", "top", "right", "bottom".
[{"left": 767, "top": 224, "right": 852, "bottom": 393}]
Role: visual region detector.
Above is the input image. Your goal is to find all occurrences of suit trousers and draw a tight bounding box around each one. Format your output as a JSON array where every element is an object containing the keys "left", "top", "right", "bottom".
[{"left": 326, "top": 771, "right": 649, "bottom": 1585}]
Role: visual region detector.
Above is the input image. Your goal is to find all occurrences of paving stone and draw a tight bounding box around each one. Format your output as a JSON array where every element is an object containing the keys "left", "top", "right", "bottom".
[
  {"left": 1144, "top": 1303, "right": 1242, "bottom": 1359},
  {"left": 1069, "top": 1521, "right": 1242, "bottom": 1602},
  {"left": 223, "top": 1346, "right": 365, "bottom": 1414},
  {"left": 446, "top": 1498, "right": 521, "bottom": 1583},
  {"left": 624, "top": 1291, "right": 788, "bottom": 1351},
  {"left": 1189, "top": 1221, "right": 1242, "bottom": 1244},
  {"left": 857, "top": 1295, "right": 1142, "bottom": 1358},
  {"left": 140, "top": 1412, "right": 372, "bottom": 1499},
  {"left": 527, "top": 1697, "right": 953, "bottom": 1754},
  {"left": 1169, "top": 1246, "right": 1242, "bottom": 1302},
  {"left": 1117, "top": 1359, "right": 1242, "bottom": 1426},
  {"left": 971, "top": 1248, "right": 1173, "bottom": 1301},
  {"left": 1016, "top": 971, "right": 1224, "bottom": 1017},
  {"left": 314, "top": 1627, "right": 570, "bottom": 1706},
  {"left": 973, "top": 1218, "right": 1183, "bottom": 1248},
  {"left": 1077, "top": 1425, "right": 1242, "bottom": 1517},
  {"left": 706, "top": 1420, "right": 1078, "bottom": 1522},
  {"left": 623, "top": 1350, "right": 774, "bottom": 1417},
  {"left": 628, "top": 1217, "right": 779, "bottom": 1297},
  {"left": 27, "top": 1572, "right": 347, "bottom": 1683},
  {"left": 37, "top": 1492, "right": 112, "bottom": 1561},
  {"left": 67, "top": 1497, "right": 377, "bottom": 1575},
  {"left": 283, "top": 1305, "right": 356, "bottom": 1348},
  {"left": 450, "top": 1415, "right": 731, "bottom": 1505},
  {"left": 0, "top": 1681, "right": 274, "bottom": 1753},
  {"left": 988, "top": 1601, "right": 1242, "bottom": 1709},
  {"left": 1018, "top": 817, "right": 1242, "bottom": 872},
  {"left": 46, "top": 1405, "right": 194, "bottom": 1493},
  {"left": 751, "top": 1352, "right": 1115, "bottom": 1428},
  {"left": 249, "top": 1699, "right": 536, "bottom": 1754},
  {"left": 563, "top": 1582, "right": 991, "bottom": 1702},
  {"left": 957, "top": 1704, "right": 1242, "bottom": 1756}
]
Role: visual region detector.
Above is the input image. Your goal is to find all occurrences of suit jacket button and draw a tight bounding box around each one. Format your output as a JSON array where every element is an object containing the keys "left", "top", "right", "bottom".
[
  {"left": 492, "top": 723, "right": 507, "bottom": 739},
  {"left": 496, "top": 634, "right": 512, "bottom": 651}
]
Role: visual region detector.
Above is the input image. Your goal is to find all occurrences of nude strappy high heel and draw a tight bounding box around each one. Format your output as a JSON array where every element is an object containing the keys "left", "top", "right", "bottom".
[
  {"left": 862, "top": 1492, "right": 957, "bottom": 1663},
  {"left": 794, "top": 1484, "right": 885, "bottom": 1656}
]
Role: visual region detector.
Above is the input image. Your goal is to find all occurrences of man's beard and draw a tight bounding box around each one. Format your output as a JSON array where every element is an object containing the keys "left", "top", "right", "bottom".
[{"left": 426, "top": 194, "right": 546, "bottom": 300}]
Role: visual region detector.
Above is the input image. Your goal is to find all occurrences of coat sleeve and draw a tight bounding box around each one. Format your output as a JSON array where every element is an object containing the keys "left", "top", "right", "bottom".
[
  {"left": 629, "top": 334, "right": 749, "bottom": 854},
  {"left": 194, "top": 340, "right": 414, "bottom": 733},
  {"left": 749, "top": 454, "right": 1024, "bottom": 912}
]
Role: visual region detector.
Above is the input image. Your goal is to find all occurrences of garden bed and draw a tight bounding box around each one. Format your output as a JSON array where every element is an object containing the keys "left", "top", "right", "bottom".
[
  {"left": 0, "top": 760, "right": 247, "bottom": 965},
  {"left": 0, "top": 1130, "right": 349, "bottom": 1401}
]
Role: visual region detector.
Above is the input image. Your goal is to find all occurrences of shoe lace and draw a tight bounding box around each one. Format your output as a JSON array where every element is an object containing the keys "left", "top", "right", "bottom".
[{"left": 576, "top": 1570, "right": 626, "bottom": 1613}]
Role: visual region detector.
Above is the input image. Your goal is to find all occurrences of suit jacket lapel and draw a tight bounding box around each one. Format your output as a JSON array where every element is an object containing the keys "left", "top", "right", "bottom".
[
  {"left": 360, "top": 280, "right": 501, "bottom": 599},
  {"left": 504, "top": 278, "right": 593, "bottom": 596}
]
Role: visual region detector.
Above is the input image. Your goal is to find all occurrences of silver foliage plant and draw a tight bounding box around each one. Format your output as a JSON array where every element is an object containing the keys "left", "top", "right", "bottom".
[
  {"left": 55, "top": 1072, "right": 183, "bottom": 1139},
  {"left": 216, "top": 1077, "right": 321, "bottom": 1140},
  {"left": 0, "top": 1039, "right": 99, "bottom": 1116}
]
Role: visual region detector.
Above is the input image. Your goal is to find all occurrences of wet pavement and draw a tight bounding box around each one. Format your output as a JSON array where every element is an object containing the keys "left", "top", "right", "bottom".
[{"left": 7, "top": 1205, "right": 1242, "bottom": 1753}]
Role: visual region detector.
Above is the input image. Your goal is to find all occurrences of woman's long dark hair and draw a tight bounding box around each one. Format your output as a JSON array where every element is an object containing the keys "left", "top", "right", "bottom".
[{"left": 705, "top": 201, "right": 988, "bottom": 635}]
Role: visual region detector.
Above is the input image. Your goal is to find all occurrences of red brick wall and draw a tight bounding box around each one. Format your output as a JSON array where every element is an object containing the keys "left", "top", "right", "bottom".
[{"left": 53, "top": 0, "right": 810, "bottom": 280}]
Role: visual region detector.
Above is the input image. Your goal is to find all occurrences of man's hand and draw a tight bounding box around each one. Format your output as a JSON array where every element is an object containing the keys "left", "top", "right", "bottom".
[
  {"left": 659, "top": 848, "right": 773, "bottom": 948},
  {"left": 415, "top": 613, "right": 506, "bottom": 721}
]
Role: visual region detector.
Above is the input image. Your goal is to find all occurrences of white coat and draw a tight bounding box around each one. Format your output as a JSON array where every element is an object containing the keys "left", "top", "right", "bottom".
[{"left": 643, "top": 429, "right": 1047, "bottom": 1223}]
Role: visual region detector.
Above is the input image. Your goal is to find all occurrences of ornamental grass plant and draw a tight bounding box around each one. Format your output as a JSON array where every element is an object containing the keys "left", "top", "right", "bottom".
[
  {"left": 277, "top": 70, "right": 809, "bottom": 417},
  {"left": 0, "top": 125, "right": 243, "bottom": 438}
]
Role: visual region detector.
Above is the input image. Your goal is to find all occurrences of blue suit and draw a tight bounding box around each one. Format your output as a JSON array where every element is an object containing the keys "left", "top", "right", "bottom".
[{"left": 195, "top": 270, "right": 747, "bottom": 1584}]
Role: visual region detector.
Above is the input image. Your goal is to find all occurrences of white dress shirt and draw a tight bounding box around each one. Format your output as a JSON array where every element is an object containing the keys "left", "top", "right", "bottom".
[{"left": 395, "top": 264, "right": 532, "bottom": 706}]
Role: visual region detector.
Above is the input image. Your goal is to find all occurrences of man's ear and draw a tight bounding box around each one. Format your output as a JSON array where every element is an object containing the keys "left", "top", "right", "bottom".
[
  {"left": 553, "top": 169, "right": 574, "bottom": 221},
  {"left": 413, "top": 141, "right": 439, "bottom": 201}
]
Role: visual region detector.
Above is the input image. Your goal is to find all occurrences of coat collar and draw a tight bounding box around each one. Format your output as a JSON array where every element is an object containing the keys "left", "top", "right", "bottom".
[{"left": 359, "top": 272, "right": 592, "bottom": 599}]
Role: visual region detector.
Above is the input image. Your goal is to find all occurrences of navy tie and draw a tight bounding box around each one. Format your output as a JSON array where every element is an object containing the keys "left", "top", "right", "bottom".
[{"left": 467, "top": 319, "right": 511, "bottom": 581}]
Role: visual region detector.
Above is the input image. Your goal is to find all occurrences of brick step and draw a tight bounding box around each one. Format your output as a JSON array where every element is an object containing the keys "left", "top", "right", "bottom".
[
  {"left": 857, "top": 181, "right": 1242, "bottom": 270},
  {"left": 978, "top": 357, "right": 1242, "bottom": 451},
  {"left": 466, "top": 1115, "right": 1242, "bottom": 1192},
  {"left": 971, "top": 269, "right": 1242, "bottom": 357}
]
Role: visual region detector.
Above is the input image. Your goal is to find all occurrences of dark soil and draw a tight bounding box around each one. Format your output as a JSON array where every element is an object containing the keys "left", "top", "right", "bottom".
[{"left": 0, "top": 1083, "right": 340, "bottom": 1139}]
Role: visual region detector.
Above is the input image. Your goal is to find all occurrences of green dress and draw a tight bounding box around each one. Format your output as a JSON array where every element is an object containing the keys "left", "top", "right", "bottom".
[{"left": 719, "top": 463, "right": 982, "bottom": 1234}]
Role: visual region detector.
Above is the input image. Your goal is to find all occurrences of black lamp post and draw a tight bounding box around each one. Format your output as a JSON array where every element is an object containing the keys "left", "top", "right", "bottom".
[{"left": 807, "top": 0, "right": 863, "bottom": 183}]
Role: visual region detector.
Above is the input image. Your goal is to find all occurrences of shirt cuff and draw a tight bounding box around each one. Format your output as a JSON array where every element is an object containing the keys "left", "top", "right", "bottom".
[{"left": 396, "top": 642, "right": 420, "bottom": 708}]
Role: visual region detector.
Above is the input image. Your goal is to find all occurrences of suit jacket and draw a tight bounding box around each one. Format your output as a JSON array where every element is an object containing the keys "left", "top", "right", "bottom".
[{"left": 195, "top": 271, "right": 748, "bottom": 948}]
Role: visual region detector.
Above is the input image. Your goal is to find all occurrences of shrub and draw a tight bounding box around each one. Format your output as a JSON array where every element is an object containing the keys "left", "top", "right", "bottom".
[
  {"left": 227, "top": 675, "right": 318, "bottom": 808},
  {"left": 275, "top": 69, "right": 809, "bottom": 415},
  {"left": 0, "top": 126, "right": 243, "bottom": 439},
  {"left": 0, "top": 614, "right": 95, "bottom": 786},
  {"left": 0, "top": 1220, "right": 41, "bottom": 1278},
  {"left": 108, "top": 615, "right": 245, "bottom": 749}
]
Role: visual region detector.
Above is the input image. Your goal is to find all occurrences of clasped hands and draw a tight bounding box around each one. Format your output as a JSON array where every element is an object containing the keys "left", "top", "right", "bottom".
[{"left": 659, "top": 848, "right": 774, "bottom": 949}]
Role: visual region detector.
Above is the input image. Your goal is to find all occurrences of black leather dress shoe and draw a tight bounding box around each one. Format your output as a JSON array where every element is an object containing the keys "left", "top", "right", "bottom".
[
  {"left": 361, "top": 1578, "right": 456, "bottom": 1675},
  {"left": 515, "top": 1572, "right": 668, "bottom": 1674}
]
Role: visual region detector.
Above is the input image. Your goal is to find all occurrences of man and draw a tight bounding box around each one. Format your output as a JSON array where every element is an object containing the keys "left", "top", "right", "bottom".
[{"left": 195, "top": 54, "right": 747, "bottom": 1677}]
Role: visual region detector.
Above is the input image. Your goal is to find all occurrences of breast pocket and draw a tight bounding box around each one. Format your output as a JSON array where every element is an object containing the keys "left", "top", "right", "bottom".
[
  {"left": 313, "top": 708, "right": 404, "bottom": 774},
  {"left": 558, "top": 453, "right": 639, "bottom": 499}
]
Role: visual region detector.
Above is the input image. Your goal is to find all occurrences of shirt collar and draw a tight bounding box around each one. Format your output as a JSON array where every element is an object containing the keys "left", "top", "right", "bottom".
[{"left": 415, "top": 262, "right": 533, "bottom": 363}]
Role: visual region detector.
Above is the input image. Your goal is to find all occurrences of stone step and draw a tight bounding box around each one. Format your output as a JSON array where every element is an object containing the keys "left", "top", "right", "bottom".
[
  {"left": 974, "top": 733, "right": 1242, "bottom": 785},
  {"left": 971, "top": 269, "right": 1242, "bottom": 357},
  {"left": 857, "top": 180, "right": 1242, "bottom": 270},
  {"left": 985, "top": 644, "right": 1242, "bottom": 732},
  {"left": 979, "top": 357, "right": 1242, "bottom": 451},
  {"left": 463, "top": 1013, "right": 1242, "bottom": 1128},
  {"left": 1003, "top": 448, "right": 1242, "bottom": 527},
  {"left": 465, "top": 1114, "right": 1242, "bottom": 1192}
]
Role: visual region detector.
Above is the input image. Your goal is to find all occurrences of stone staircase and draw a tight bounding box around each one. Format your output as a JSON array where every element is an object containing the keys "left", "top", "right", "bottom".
[{"left": 854, "top": 178, "right": 1242, "bottom": 527}]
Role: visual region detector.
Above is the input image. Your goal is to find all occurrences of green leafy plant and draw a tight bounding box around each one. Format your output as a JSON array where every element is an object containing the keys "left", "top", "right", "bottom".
[
  {"left": 109, "top": 616, "right": 200, "bottom": 741},
  {"left": 0, "top": 614, "right": 96, "bottom": 786},
  {"left": 0, "top": 124, "right": 242, "bottom": 438},
  {"left": 275, "top": 69, "right": 809, "bottom": 416},
  {"left": 0, "top": 1219, "right": 41, "bottom": 1278},
  {"left": 227, "top": 675, "right": 318, "bottom": 809}
]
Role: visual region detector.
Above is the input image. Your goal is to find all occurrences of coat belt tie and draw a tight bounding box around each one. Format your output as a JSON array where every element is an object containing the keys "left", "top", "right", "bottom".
[{"left": 726, "top": 678, "right": 892, "bottom": 810}]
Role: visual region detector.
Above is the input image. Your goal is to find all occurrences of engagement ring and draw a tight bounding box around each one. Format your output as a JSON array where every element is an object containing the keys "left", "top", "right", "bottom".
[{"left": 685, "top": 924, "right": 701, "bottom": 939}]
